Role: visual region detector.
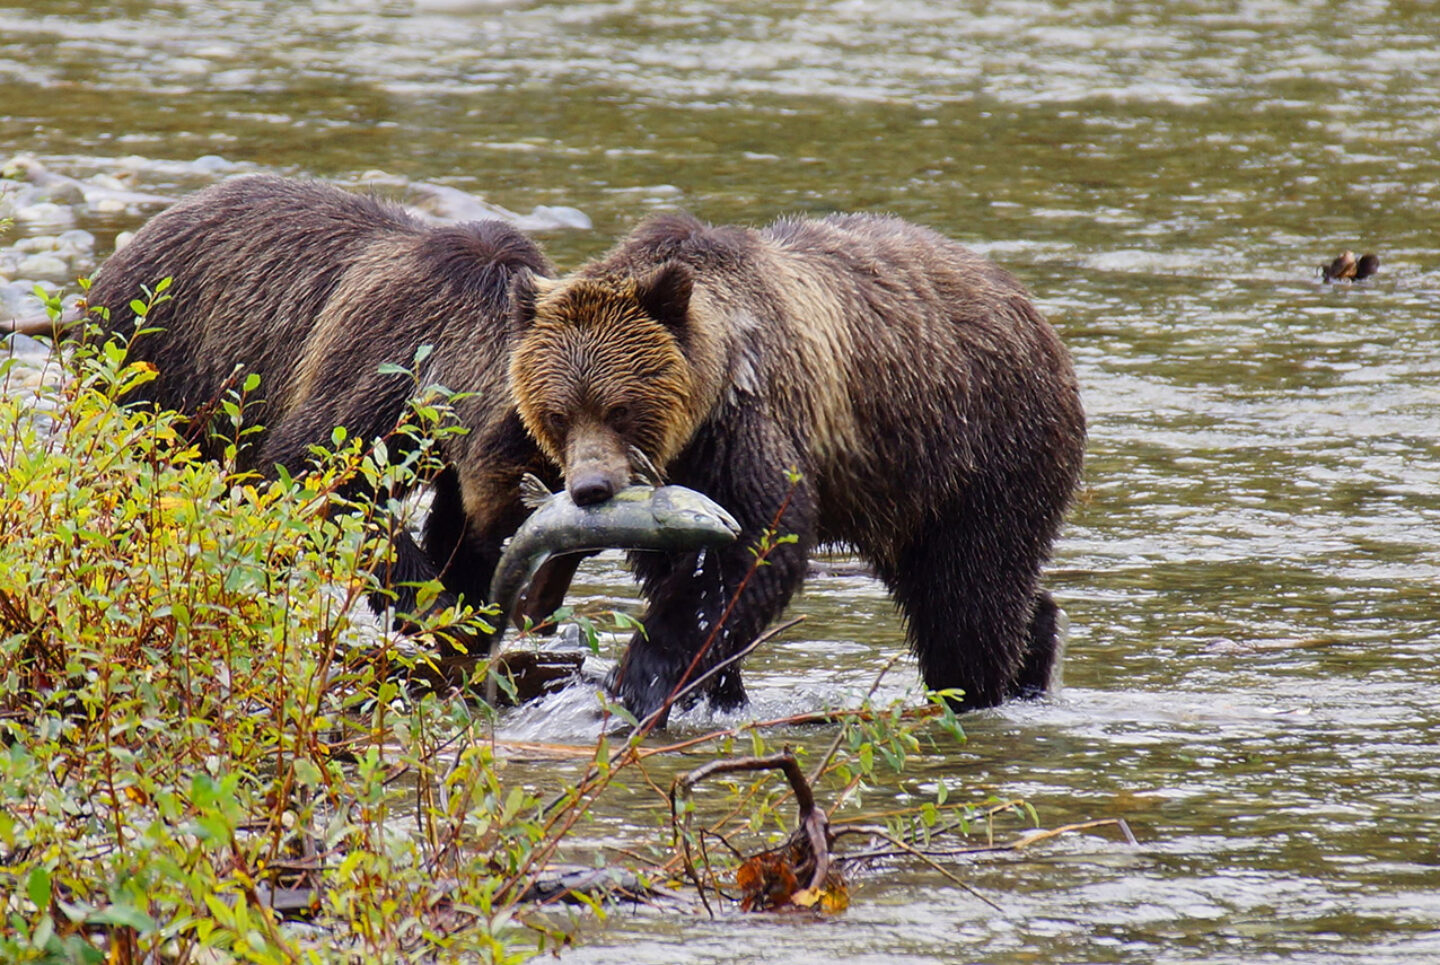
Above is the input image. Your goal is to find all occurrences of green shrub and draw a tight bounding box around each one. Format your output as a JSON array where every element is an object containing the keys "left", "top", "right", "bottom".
[{"left": 0, "top": 292, "right": 544, "bottom": 963}]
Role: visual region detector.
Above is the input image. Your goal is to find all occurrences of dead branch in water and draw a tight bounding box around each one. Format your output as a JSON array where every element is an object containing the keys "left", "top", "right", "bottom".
[
  {"left": 671, "top": 749, "right": 845, "bottom": 914},
  {"left": 835, "top": 816, "right": 1138, "bottom": 862}
]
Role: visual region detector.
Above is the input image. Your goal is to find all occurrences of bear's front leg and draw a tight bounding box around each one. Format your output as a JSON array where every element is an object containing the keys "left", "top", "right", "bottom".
[{"left": 612, "top": 479, "right": 815, "bottom": 726}]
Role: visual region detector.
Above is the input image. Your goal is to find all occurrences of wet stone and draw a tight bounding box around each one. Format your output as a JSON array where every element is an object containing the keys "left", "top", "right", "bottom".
[
  {"left": 14, "top": 202, "right": 75, "bottom": 229},
  {"left": 16, "top": 235, "right": 61, "bottom": 253},
  {"left": 16, "top": 254, "right": 69, "bottom": 280},
  {"left": 0, "top": 281, "right": 49, "bottom": 318},
  {"left": 192, "top": 154, "right": 239, "bottom": 173},
  {"left": 57, "top": 229, "right": 96, "bottom": 257},
  {"left": 3, "top": 333, "right": 50, "bottom": 358},
  {"left": 34, "top": 181, "right": 85, "bottom": 206}
]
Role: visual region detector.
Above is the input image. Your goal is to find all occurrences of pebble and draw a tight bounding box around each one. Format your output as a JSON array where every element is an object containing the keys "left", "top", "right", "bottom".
[
  {"left": 15, "top": 202, "right": 76, "bottom": 229},
  {"left": 192, "top": 154, "right": 239, "bottom": 173},
  {"left": 15, "top": 235, "right": 61, "bottom": 253},
  {"left": 530, "top": 204, "right": 593, "bottom": 230},
  {"left": 1, "top": 281, "right": 50, "bottom": 319},
  {"left": 36, "top": 181, "right": 86, "bottom": 206},
  {"left": 3, "top": 332, "right": 50, "bottom": 358},
  {"left": 2, "top": 332, "right": 59, "bottom": 406},
  {"left": 57, "top": 229, "right": 96, "bottom": 254},
  {"left": 16, "top": 254, "right": 69, "bottom": 281}
]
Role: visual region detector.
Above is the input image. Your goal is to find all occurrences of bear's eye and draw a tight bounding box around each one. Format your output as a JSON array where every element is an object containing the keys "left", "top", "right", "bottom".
[
  {"left": 608, "top": 404, "right": 630, "bottom": 427},
  {"left": 545, "top": 411, "right": 569, "bottom": 435}
]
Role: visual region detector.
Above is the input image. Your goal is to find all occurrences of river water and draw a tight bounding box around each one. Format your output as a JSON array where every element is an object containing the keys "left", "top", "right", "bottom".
[{"left": 4, "top": 1, "right": 1440, "bottom": 962}]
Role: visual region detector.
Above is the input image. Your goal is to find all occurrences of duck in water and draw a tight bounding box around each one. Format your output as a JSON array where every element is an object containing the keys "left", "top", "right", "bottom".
[{"left": 1321, "top": 250, "right": 1380, "bottom": 282}]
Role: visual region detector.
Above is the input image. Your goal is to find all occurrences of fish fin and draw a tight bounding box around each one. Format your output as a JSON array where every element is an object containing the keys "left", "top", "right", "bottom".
[
  {"left": 519, "top": 473, "right": 554, "bottom": 509},
  {"left": 628, "top": 446, "right": 666, "bottom": 486}
]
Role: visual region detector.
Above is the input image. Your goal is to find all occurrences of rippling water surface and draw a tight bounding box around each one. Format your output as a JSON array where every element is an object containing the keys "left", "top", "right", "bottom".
[{"left": 5, "top": 1, "right": 1440, "bottom": 961}]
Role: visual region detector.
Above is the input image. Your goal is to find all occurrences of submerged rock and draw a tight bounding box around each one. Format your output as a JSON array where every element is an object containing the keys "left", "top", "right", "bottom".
[
  {"left": 3, "top": 332, "right": 49, "bottom": 359},
  {"left": 2, "top": 153, "right": 174, "bottom": 208},
  {"left": 16, "top": 253, "right": 68, "bottom": 281},
  {"left": 403, "top": 179, "right": 593, "bottom": 231}
]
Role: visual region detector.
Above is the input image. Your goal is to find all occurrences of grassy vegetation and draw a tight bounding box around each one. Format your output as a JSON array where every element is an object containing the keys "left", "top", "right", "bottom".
[{"left": 0, "top": 287, "right": 1023, "bottom": 963}]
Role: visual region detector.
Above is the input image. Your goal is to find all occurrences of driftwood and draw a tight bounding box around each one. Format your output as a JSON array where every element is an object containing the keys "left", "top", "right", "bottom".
[
  {"left": 3, "top": 308, "right": 84, "bottom": 338},
  {"left": 248, "top": 864, "right": 668, "bottom": 922}
]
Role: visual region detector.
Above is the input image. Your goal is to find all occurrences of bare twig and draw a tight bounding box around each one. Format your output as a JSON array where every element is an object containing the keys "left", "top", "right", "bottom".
[{"left": 836, "top": 825, "right": 1003, "bottom": 912}]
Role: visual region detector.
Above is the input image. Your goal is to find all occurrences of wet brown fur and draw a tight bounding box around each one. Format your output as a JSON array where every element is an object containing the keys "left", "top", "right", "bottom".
[
  {"left": 511, "top": 211, "right": 1086, "bottom": 721},
  {"left": 86, "top": 175, "right": 555, "bottom": 616}
]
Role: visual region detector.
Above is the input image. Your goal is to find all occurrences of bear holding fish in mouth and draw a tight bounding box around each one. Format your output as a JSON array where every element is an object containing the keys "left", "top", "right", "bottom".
[
  {"left": 82, "top": 175, "right": 1086, "bottom": 723},
  {"left": 509, "top": 211, "right": 1085, "bottom": 721}
]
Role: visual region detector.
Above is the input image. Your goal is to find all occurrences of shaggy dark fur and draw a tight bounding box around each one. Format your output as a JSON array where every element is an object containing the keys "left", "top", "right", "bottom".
[
  {"left": 510, "top": 211, "right": 1086, "bottom": 722},
  {"left": 86, "top": 175, "right": 555, "bottom": 614}
]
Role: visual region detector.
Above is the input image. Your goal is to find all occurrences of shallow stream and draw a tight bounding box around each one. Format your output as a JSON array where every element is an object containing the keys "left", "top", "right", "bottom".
[{"left": 4, "top": 2, "right": 1440, "bottom": 961}]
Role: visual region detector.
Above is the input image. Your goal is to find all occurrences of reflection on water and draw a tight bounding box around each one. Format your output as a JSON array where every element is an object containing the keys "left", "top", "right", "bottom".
[{"left": 5, "top": 0, "right": 1440, "bottom": 961}]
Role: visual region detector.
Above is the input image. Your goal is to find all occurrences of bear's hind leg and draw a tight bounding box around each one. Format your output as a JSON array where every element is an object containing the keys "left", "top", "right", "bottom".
[
  {"left": 882, "top": 499, "right": 1049, "bottom": 711},
  {"left": 1011, "top": 589, "right": 1063, "bottom": 699}
]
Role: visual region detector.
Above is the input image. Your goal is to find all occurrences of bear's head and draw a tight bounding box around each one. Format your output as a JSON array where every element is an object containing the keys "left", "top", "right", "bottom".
[{"left": 510, "top": 263, "right": 703, "bottom": 505}]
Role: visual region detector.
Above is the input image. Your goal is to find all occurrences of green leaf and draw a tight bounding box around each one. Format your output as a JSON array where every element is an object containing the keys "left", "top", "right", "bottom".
[
  {"left": 376, "top": 362, "right": 410, "bottom": 377},
  {"left": 491, "top": 669, "right": 518, "bottom": 705},
  {"left": 414, "top": 580, "right": 441, "bottom": 612},
  {"left": 500, "top": 786, "right": 526, "bottom": 822},
  {"left": 88, "top": 903, "right": 157, "bottom": 932},
  {"left": 413, "top": 343, "right": 434, "bottom": 366},
  {"left": 26, "top": 866, "right": 52, "bottom": 908},
  {"left": 32, "top": 913, "right": 54, "bottom": 950},
  {"left": 880, "top": 745, "right": 903, "bottom": 772},
  {"left": 243, "top": 373, "right": 261, "bottom": 392}
]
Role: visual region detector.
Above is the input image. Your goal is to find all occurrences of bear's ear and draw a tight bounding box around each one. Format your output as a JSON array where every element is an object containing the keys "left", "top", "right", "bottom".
[
  {"left": 509, "top": 269, "right": 555, "bottom": 335},
  {"left": 635, "top": 261, "right": 693, "bottom": 334}
]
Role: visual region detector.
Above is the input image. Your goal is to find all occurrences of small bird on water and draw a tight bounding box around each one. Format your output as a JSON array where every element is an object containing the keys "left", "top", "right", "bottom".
[{"left": 1321, "top": 249, "right": 1380, "bottom": 283}]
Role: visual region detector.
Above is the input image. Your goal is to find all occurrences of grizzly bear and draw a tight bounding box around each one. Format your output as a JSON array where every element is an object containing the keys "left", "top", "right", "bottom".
[
  {"left": 510, "top": 212, "right": 1086, "bottom": 722},
  {"left": 86, "top": 175, "right": 556, "bottom": 616}
]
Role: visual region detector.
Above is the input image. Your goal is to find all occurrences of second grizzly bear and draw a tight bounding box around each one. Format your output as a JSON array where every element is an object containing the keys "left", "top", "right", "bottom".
[
  {"left": 86, "top": 175, "right": 556, "bottom": 614},
  {"left": 510, "top": 212, "right": 1086, "bottom": 721}
]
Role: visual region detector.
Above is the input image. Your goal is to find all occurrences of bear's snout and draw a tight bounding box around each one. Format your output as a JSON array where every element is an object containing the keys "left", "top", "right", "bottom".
[
  {"left": 563, "top": 422, "right": 632, "bottom": 506},
  {"left": 569, "top": 472, "right": 618, "bottom": 506}
]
